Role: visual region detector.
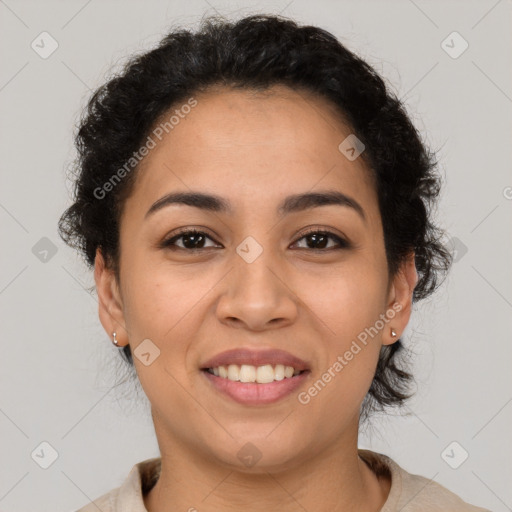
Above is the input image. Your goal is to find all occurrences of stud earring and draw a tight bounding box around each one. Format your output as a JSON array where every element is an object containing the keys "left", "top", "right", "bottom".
[{"left": 390, "top": 329, "right": 397, "bottom": 337}]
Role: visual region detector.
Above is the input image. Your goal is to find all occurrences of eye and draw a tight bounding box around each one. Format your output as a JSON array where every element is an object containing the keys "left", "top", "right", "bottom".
[
  {"left": 160, "top": 228, "right": 350, "bottom": 252},
  {"left": 291, "top": 229, "right": 350, "bottom": 251},
  {"left": 160, "top": 229, "right": 220, "bottom": 250}
]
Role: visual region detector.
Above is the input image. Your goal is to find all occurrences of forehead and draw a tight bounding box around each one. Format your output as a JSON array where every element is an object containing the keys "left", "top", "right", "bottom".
[
  {"left": 150, "top": 84, "right": 356, "bottom": 154},
  {"left": 125, "top": 85, "right": 377, "bottom": 217}
]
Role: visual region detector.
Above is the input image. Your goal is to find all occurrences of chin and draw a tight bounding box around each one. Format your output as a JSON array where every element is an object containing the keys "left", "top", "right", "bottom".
[{"left": 205, "top": 430, "right": 313, "bottom": 474}]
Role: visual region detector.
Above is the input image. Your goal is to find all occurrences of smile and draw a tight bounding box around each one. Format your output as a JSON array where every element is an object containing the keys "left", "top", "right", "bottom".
[
  {"left": 200, "top": 348, "right": 311, "bottom": 405},
  {"left": 205, "top": 364, "right": 303, "bottom": 383},
  {"left": 201, "top": 366, "right": 310, "bottom": 405}
]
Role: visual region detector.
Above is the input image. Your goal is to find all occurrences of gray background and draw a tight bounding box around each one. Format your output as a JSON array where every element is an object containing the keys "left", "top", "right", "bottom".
[{"left": 0, "top": 0, "right": 511, "bottom": 510}]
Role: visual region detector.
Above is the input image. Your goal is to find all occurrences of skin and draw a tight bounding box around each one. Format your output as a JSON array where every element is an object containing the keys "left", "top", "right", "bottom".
[{"left": 94, "top": 84, "right": 417, "bottom": 512}]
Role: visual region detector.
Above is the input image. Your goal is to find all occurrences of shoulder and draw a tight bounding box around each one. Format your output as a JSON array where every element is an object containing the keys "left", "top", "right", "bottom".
[
  {"left": 74, "top": 457, "right": 161, "bottom": 512},
  {"left": 358, "top": 449, "right": 492, "bottom": 512},
  {"left": 75, "top": 488, "right": 117, "bottom": 512}
]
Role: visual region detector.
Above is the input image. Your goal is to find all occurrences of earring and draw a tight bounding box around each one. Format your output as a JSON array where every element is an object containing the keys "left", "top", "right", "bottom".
[
  {"left": 390, "top": 328, "right": 397, "bottom": 337},
  {"left": 112, "top": 331, "right": 119, "bottom": 346}
]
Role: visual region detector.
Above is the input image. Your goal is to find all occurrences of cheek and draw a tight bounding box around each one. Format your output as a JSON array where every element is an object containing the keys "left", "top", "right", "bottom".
[
  {"left": 121, "top": 253, "right": 202, "bottom": 337},
  {"left": 297, "top": 272, "right": 386, "bottom": 427},
  {"left": 122, "top": 264, "right": 205, "bottom": 409},
  {"left": 307, "top": 262, "right": 388, "bottom": 338},
  {"left": 302, "top": 263, "right": 387, "bottom": 401}
]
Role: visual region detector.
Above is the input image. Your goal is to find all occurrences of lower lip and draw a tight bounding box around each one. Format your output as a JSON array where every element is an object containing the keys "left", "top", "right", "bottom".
[{"left": 202, "top": 370, "right": 310, "bottom": 405}]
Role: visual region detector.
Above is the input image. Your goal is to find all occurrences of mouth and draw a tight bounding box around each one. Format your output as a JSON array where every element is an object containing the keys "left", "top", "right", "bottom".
[
  {"left": 200, "top": 349, "right": 311, "bottom": 405},
  {"left": 202, "top": 364, "right": 306, "bottom": 383}
]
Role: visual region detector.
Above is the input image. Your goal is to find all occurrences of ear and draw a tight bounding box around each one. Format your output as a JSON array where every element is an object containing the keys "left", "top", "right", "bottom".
[
  {"left": 382, "top": 252, "right": 418, "bottom": 346},
  {"left": 94, "top": 248, "right": 128, "bottom": 346}
]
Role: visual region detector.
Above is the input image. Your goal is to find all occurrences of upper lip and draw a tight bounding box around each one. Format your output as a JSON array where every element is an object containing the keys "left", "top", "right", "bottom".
[{"left": 201, "top": 349, "right": 310, "bottom": 371}]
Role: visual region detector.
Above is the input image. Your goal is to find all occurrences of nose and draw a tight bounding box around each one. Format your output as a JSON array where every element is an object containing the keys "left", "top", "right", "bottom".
[{"left": 215, "top": 247, "right": 299, "bottom": 331}]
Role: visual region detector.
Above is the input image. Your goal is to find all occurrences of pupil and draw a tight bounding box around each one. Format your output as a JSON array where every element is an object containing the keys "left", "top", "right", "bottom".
[
  {"left": 308, "top": 233, "right": 327, "bottom": 249},
  {"left": 184, "top": 233, "right": 204, "bottom": 248}
]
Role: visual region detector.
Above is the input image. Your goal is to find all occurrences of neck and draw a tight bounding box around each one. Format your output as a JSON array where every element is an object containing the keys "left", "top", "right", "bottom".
[{"left": 143, "top": 424, "right": 390, "bottom": 512}]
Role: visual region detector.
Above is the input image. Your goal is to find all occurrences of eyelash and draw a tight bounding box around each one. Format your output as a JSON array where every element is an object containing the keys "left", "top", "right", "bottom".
[{"left": 160, "top": 227, "right": 351, "bottom": 252}]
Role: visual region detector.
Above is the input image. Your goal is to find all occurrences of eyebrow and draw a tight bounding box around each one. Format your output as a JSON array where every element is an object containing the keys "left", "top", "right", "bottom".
[{"left": 145, "top": 190, "right": 366, "bottom": 221}]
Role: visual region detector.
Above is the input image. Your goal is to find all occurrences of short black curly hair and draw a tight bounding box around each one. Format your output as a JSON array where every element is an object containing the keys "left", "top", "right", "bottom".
[{"left": 58, "top": 13, "right": 451, "bottom": 420}]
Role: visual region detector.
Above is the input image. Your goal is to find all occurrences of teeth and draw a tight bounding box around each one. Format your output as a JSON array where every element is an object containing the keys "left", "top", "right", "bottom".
[
  {"left": 208, "top": 364, "right": 302, "bottom": 383},
  {"left": 239, "top": 364, "right": 256, "bottom": 383},
  {"left": 274, "top": 364, "right": 285, "bottom": 381},
  {"left": 227, "top": 364, "right": 240, "bottom": 381},
  {"left": 256, "top": 364, "right": 275, "bottom": 384}
]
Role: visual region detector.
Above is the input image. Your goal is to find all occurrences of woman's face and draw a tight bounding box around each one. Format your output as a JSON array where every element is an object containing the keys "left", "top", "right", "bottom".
[{"left": 96, "top": 85, "right": 416, "bottom": 471}]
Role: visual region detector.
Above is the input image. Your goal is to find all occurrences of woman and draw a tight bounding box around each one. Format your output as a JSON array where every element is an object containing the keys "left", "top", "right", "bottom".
[{"left": 59, "top": 13, "right": 490, "bottom": 512}]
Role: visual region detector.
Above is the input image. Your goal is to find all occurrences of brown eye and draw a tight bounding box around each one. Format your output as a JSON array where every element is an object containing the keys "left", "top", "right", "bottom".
[
  {"left": 161, "top": 229, "right": 220, "bottom": 250},
  {"left": 292, "top": 230, "right": 350, "bottom": 250},
  {"left": 160, "top": 228, "right": 350, "bottom": 252}
]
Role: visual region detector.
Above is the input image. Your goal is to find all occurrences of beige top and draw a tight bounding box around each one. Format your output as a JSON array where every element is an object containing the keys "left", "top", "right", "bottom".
[{"left": 76, "top": 449, "right": 491, "bottom": 511}]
